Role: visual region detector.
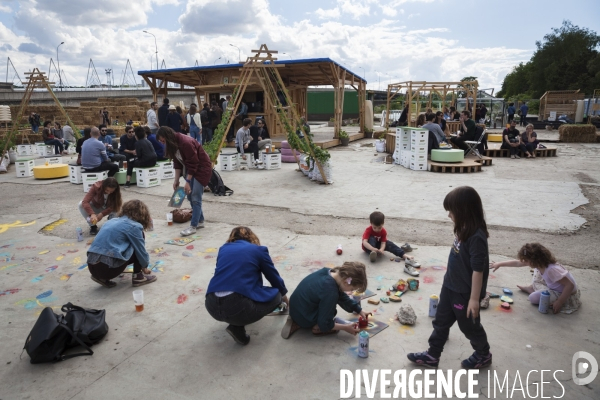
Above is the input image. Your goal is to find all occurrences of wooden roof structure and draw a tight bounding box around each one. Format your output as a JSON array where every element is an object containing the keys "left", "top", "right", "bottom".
[
  {"left": 385, "top": 80, "right": 478, "bottom": 128},
  {"left": 539, "top": 90, "right": 585, "bottom": 121},
  {"left": 138, "top": 56, "right": 367, "bottom": 137}
]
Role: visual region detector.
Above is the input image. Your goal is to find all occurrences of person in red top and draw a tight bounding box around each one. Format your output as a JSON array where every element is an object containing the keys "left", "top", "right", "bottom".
[
  {"left": 362, "top": 211, "right": 421, "bottom": 276},
  {"left": 157, "top": 127, "right": 213, "bottom": 236},
  {"left": 78, "top": 178, "right": 123, "bottom": 235}
]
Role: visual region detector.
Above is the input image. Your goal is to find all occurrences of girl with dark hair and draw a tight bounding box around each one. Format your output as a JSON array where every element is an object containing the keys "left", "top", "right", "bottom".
[
  {"left": 79, "top": 177, "right": 123, "bottom": 235},
  {"left": 42, "top": 120, "right": 67, "bottom": 155},
  {"left": 87, "top": 199, "right": 157, "bottom": 288},
  {"left": 156, "top": 127, "right": 212, "bottom": 236},
  {"left": 491, "top": 243, "right": 581, "bottom": 313},
  {"left": 205, "top": 226, "right": 288, "bottom": 345},
  {"left": 408, "top": 186, "right": 492, "bottom": 370},
  {"left": 281, "top": 261, "right": 369, "bottom": 340}
]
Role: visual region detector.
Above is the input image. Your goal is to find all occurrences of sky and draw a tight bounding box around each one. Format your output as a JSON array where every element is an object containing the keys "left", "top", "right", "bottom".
[{"left": 0, "top": 0, "right": 599, "bottom": 92}]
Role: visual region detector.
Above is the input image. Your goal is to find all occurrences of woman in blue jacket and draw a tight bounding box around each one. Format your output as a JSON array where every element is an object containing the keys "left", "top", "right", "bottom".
[
  {"left": 206, "top": 226, "right": 288, "bottom": 345},
  {"left": 87, "top": 199, "right": 157, "bottom": 288}
]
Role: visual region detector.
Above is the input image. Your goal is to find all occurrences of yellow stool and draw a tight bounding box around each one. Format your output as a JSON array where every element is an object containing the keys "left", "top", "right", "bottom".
[
  {"left": 488, "top": 133, "right": 503, "bottom": 142},
  {"left": 33, "top": 164, "right": 69, "bottom": 179}
]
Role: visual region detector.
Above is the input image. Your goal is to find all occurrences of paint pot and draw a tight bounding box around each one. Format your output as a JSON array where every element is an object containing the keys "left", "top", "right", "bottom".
[
  {"left": 429, "top": 294, "right": 439, "bottom": 317},
  {"left": 538, "top": 290, "right": 550, "bottom": 314},
  {"left": 408, "top": 278, "right": 419, "bottom": 291},
  {"left": 358, "top": 314, "right": 369, "bottom": 328},
  {"left": 358, "top": 330, "right": 369, "bottom": 358},
  {"left": 76, "top": 227, "right": 83, "bottom": 242},
  {"left": 133, "top": 289, "right": 144, "bottom": 312},
  {"left": 336, "top": 244, "right": 342, "bottom": 255},
  {"left": 166, "top": 213, "right": 173, "bottom": 226}
]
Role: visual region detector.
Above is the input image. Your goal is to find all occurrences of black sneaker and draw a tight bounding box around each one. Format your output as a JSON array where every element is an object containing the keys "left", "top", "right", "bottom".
[
  {"left": 226, "top": 325, "right": 250, "bottom": 345},
  {"left": 124, "top": 181, "right": 131, "bottom": 188},
  {"left": 407, "top": 351, "right": 439, "bottom": 368},
  {"left": 90, "top": 225, "right": 98, "bottom": 235},
  {"left": 461, "top": 351, "right": 492, "bottom": 369}
]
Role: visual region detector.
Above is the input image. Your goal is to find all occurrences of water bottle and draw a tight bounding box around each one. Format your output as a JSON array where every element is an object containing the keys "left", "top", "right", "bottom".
[
  {"left": 76, "top": 227, "right": 83, "bottom": 242},
  {"left": 538, "top": 291, "right": 550, "bottom": 314},
  {"left": 358, "top": 330, "right": 369, "bottom": 358}
]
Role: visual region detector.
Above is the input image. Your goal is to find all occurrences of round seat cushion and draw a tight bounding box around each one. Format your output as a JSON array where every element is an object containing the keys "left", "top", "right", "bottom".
[
  {"left": 281, "top": 155, "right": 298, "bottom": 163},
  {"left": 33, "top": 164, "right": 69, "bottom": 179},
  {"left": 281, "top": 140, "right": 291, "bottom": 149},
  {"left": 430, "top": 149, "right": 464, "bottom": 163}
]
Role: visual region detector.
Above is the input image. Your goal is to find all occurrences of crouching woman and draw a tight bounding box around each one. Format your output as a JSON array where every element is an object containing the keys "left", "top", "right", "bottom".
[{"left": 87, "top": 200, "right": 157, "bottom": 288}]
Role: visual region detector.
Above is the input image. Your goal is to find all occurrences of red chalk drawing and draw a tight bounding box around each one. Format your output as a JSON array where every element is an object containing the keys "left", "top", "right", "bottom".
[
  {"left": 489, "top": 274, "right": 496, "bottom": 279},
  {"left": 431, "top": 266, "right": 447, "bottom": 271},
  {"left": 423, "top": 276, "right": 434, "bottom": 284},
  {"left": 192, "top": 288, "right": 203, "bottom": 294},
  {"left": 67, "top": 249, "right": 79, "bottom": 253},
  {"left": 0, "top": 288, "right": 20, "bottom": 296},
  {"left": 177, "top": 294, "right": 188, "bottom": 304},
  {"left": 204, "top": 255, "right": 215, "bottom": 259},
  {"left": 186, "top": 245, "right": 194, "bottom": 250},
  {"left": 45, "top": 265, "right": 58, "bottom": 272}
]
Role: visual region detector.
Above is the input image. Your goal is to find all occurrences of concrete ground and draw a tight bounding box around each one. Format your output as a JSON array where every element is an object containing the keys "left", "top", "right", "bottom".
[{"left": 0, "top": 139, "right": 599, "bottom": 399}]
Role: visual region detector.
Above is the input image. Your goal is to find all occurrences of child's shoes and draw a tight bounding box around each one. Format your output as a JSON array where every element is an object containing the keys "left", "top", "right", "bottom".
[
  {"left": 405, "top": 259, "right": 421, "bottom": 268},
  {"left": 407, "top": 351, "right": 439, "bottom": 368},
  {"left": 404, "top": 264, "right": 420, "bottom": 277},
  {"left": 461, "top": 351, "right": 492, "bottom": 369},
  {"left": 401, "top": 243, "right": 414, "bottom": 252},
  {"left": 369, "top": 251, "right": 377, "bottom": 263}
]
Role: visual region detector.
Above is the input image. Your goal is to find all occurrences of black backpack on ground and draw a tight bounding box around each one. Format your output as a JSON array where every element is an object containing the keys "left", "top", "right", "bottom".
[
  {"left": 22, "top": 303, "right": 108, "bottom": 364},
  {"left": 207, "top": 169, "right": 233, "bottom": 196}
]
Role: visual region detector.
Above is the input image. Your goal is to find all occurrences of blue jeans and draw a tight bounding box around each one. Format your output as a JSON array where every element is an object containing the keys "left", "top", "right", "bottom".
[
  {"left": 44, "top": 139, "right": 64, "bottom": 154},
  {"left": 202, "top": 127, "right": 213, "bottom": 144},
  {"left": 189, "top": 125, "right": 201, "bottom": 143},
  {"left": 362, "top": 236, "right": 405, "bottom": 258},
  {"left": 188, "top": 177, "right": 204, "bottom": 227}
]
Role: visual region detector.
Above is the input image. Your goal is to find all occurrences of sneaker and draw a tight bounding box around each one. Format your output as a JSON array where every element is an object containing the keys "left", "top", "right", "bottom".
[
  {"left": 226, "top": 325, "right": 250, "bottom": 345},
  {"left": 132, "top": 272, "right": 157, "bottom": 287},
  {"left": 124, "top": 181, "right": 131, "bottom": 188},
  {"left": 196, "top": 221, "right": 205, "bottom": 229},
  {"left": 404, "top": 264, "right": 420, "bottom": 277},
  {"left": 405, "top": 258, "right": 421, "bottom": 268},
  {"left": 281, "top": 316, "right": 301, "bottom": 339},
  {"left": 369, "top": 251, "right": 377, "bottom": 263},
  {"left": 510, "top": 155, "right": 516, "bottom": 159},
  {"left": 407, "top": 351, "right": 439, "bottom": 369},
  {"left": 180, "top": 226, "right": 196, "bottom": 236},
  {"left": 515, "top": 154, "right": 520, "bottom": 159},
  {"left": 90, "top": 225, "right": 98, "bottom": 235},
  {"left": 401, "top": 243, "right": 413, "bottom": 252},
  {"left": 461, "top": 351, "right": 492, "bottom": 369}
]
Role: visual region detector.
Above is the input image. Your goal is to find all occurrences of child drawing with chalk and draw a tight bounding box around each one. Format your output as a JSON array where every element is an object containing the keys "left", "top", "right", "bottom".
[
  {"left": 362, "top": 211, "right": 421, "bottom": 277},
  {"left": 281, "top": 262, "right": 370, "bottom": 339},
  {"left": 408, "top": 186, "right": 492, "bottom": 369},
  {"left": 490, "top": 243, "right": 581, "bottom": 314}
]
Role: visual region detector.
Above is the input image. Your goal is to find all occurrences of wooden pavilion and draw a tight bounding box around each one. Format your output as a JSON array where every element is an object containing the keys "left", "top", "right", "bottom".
[{"left": 138, "top": 58, "right": 366, "bottom": 138}]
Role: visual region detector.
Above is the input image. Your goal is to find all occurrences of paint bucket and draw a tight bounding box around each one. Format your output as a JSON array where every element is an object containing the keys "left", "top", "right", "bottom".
[
  {"left": 538, "top": 290, "right": 550, "bottom": 314},
  {"left": 429, "top": 294, "right": 439, "bottom": 317},
  {"left": 76, "top": 227, "right": 83, "bottom": 242},
  {"left": 358, "top": 330, "right": 369, "bottom": 358}
]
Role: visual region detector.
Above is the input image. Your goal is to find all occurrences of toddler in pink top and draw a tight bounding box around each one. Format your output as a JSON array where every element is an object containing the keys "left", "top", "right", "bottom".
[{"left": 491, "top": 243, "right": 581, "bottom": 314}]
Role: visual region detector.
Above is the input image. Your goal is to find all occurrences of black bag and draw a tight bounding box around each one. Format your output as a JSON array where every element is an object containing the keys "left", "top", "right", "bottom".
[
  {"left": 61, "top": 303, "right": 108, "bottom": 347},
  {"left": 207, "top": 169, "right": 233, "bottom": 196},
  {"left": 22, "top": 307, "right": 94, "bottom": 364}
]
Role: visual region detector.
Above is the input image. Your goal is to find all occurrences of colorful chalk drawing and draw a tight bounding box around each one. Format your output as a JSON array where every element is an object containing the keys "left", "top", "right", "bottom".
[
  {"left": 57, "top": 243, "right": 76, "bottom": 247},
  {"left": 41, "top": 219, "right": 68, "bottom": 231},
  {"left": 15, "top": 290, "right": 58, "bottom": 310},
  {"left": 0, "top": 220, "right": 36, "bottom": 234},
  {"left": 182, "top": 275, "right": 190, "bottom": 280},
  {"left": 155, "top": 252, "right": 170, "bottom": 258},
  {"left": 60, "top": 274, "right": 73, "bottom": 281},
  {"left": 431, "top": 265, "right": 447, "bottom": 271},
  {"left": 191, "top": 288, "right": 203, "bottom": 294},
  {"left": 55, "top": 255, "right": 64, "bottom": 261},
  {"left": 16, "top": 246, "right": 36, "bottom": 250},
  {"left": 203, "top": 255, "right": 215, "bottom": 259},
  {"left": 0, "top": 253, "right": 15, "bottom": 262},
  {"left": 151, "top": 261, "right": 164, "bottom": 273},
  {"left": 204, "top": 247, "right": 217, "bottom": 253},
  {"left": 0, "top": 244, "right": 13, "bottom": 249},
  {"left": 45, "top": 265, "right": 58, "bottom": 272},
  {"left": 165, "top": 238, "right": 194, "bottom": 246},
  {"left": 272, "top": 255, "right": 286, "bottom": 262},
  {"left": 423, "top": 276, "right": 434, "bottom": 284},
  {"left": 285, "top": 265, "right": 293, "bottom": 271},
  {"left": 153, "top": 247, "right": 164, "bottom": 253},
  {"left": 66, "top": 249, "right": 79, "bottom": 253},
  {"left": 77, "top": 264, "right": 88, "bottom": 270},
  {"left": 285, "top": 245, "right": 295, "bottom": 250},
  {"left": 177, "top": 294, "right": 188, "bottom": 304},
  {"left": 71, "top": 256, "right": 81, "bottom": 265},
  {"left": 0, "top": 288, "right": 20, "bottom": 296},
  {"left": 31, "top": 275, "right": 45, "bottom": 283},
  {"left": 38, "top": 250, "right": 50, "bottom": 255},
  {"left": 186, "top": 245, "right": 194, "bottom": 250},
  {"left": 398, "top": 325, "right": 415, "bottom": 335}
]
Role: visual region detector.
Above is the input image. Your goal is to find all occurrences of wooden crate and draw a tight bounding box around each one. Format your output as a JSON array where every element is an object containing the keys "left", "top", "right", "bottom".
[{"left": 428, "top": 159, "right": 482, "bottom": 173}]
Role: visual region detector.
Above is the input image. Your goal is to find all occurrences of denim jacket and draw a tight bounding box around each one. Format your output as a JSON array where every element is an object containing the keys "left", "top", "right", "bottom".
[{"left": 87, "top": 216, "right": 149, "bottom": 267}]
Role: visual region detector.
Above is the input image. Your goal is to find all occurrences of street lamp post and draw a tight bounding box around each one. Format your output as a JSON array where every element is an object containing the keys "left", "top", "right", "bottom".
[
  {"left": 282, "top": 52, "right": 292, "bottom": 60},
  {"left": 214, "top": 57, "right": 222, "bottom": 65},
  {"left": 143, "top": 30, "right": 158, "bottom": 70},
  {"left": 229, "top": 44, "right": 241, "bottom": 63},
  {"left": 56, "top": 42, "right": 64, "bottom": 91}
]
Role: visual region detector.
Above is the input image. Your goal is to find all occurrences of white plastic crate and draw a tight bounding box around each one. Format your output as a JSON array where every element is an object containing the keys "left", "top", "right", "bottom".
[
  {"left": 136, "top": 166, "right": 160, "bottom": 182},
  {"left": 410, "top": 160, "right": 428, "bottom": 171},
  {"left": 82, "top": 171, "right": 108, "bottom": 192},
  {"left": 219, "top": 153, "right": 238, "bottom": 171},
  {"left": 36, "top": 144, "right": 54, "bottom": 157},
  {"left": 410, "top": 153, "right": 427, "bottom": 164},
  {"left": 45, "top": 156, "right": 61, "bottom": 165},
  {"left": 69, "top": 165, "right": 83, "bottom": 184},
  {"left": 17, "top": 145, "right": 34, "bottom": 156},
  {"left": 161, "top": 170, "right": 175, "bottom": 180},
  {"left": 15, "top": 159, "right": 34, "bottom": 177},
  {"left": 137, "top": 176, "right": 161, "bottom": 188},
  {"left": 261, "top": 152, "right": 281, "bottom": 170},
  {"left": 157, "top": 161, "right": 173, "bottom": 172},
  {"left": 396, "top": 127, "right": 411, "bottom": 148}
]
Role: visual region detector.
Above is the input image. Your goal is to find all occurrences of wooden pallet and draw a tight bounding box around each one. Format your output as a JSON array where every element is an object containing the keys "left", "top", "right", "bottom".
[
  {"left": 484, "top": 143, "right": 557, "bottom": 158},
  {"left": 428, "top": 159, "right": 482, "bottom": 173}
]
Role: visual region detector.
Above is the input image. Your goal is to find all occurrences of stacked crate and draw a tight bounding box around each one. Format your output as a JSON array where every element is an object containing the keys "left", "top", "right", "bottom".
[
  {"left": 409, "top": 128, "right": 428, "bottom": 171},
  {"left": 15, "top": 158, "right": 34, "bottom": 177},
  {"left": 82, "top": 171, "right": 108, "bottom": 193},
  {"left": 394, "top": 127, "right": 411, "bottom": 168},
  {"left": 219, "top": 153, "right": 238, "bottom": 171},
  {"left": 157, "top": 160, "right": 175, "bottom": 179},
  {"left": 136, "top": 166, "right": 161, "bottom": 188}
]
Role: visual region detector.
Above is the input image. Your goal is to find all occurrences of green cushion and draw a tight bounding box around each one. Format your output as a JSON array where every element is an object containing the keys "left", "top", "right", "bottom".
[
  {"left": 431, "top": 149, "right": 464, "bottom": 163},
  {"left": 114, "top": 169, "right": 136, "bottom": 185}
]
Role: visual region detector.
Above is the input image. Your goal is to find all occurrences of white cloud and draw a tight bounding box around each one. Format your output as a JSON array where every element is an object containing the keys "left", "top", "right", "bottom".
[
  {"left": 0, "top": 4, "right": 12, "bottom": 12},
  {"left": 315, "top": 7, "right": 340, "bottom": 20}
]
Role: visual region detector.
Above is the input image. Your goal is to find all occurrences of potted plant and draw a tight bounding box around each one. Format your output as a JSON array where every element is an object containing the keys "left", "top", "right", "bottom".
[
  {"left": 375, "top": 131, "right": 386, "bottom": 153},
  {"left": 339, "top": 130, "right": 349, "bottom": 146},
  {"left": 364, "top": 128, "right": 373, "bottom": 139},
  {"left": 328, "top": 117, "right": 335, "bottom": 127}
]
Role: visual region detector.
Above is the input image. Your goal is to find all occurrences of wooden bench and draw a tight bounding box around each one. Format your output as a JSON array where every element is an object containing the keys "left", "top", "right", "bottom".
[
  {"left": 428, "top": 159, "right": 482, "bottom": 173},
  {"left": 484, "top": 142, "right": 557, "bottom": 158}
]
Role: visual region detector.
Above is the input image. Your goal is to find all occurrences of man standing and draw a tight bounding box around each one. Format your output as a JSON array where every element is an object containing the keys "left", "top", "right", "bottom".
[
  {"left": 157, "top": 98, "right": 170, "bottom": 127},
  {"left": 28, "top": 112, "right": 41, "bottom": 133},
  {"left": 119, "top": 126, "right": 137, "bottom": 162},
  {"left": 98, "top": 124, "right": 126, "bottom": 167},
  {"left": 147, "top": 102, "right": 160, "bottom": 135},
  {"left": 507, "top": 103, "right": 516, "bottom": 123},
  {"left": 210, "top": 101, "right": 222, "bottom": 135},
  {"left": 99, "top": 107, "right": 110, "bottom": 126},
  {"left": 450, "top": 110, "right": 478, "bottom": 154},
  {"left": 200, "top": 103, "right": 213, "bottom": 144},
  {"left": 81, "top": 127, "right": 119, "bottom": 176},
  {"left": 519, "top": 102, "right": 529, "bottom": 127}
]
